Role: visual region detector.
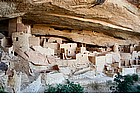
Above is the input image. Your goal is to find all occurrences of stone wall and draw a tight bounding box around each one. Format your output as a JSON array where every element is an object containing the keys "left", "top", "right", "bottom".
[
  {"left": 60, "top": 43, "right": 77, "bottom": 57},
  {"left": 95, "top": 55, "right": 106, "bottom": 72},
  {"left": 31, "top": 46, "right": 54, "bottom": 56},
  {"left": 9, "top": 18, "right": 17, "bottom": 37},
  {"left": 29, "top": 36, "right": 40, "bottom": 47},
  {"left": 1, "top": 37, "right": 12, "bottom": 47},
  {"left": 43, "top": 42, "right": 59, "bottom": 55},
  {"left": 106, "top": 53, "right": 113, "bottom": 64},
  {"left": 76, "top": 53, "right": 89, "bottom": 64},
  {"left": 122, "top": 68, "right": 137, "bottom": 76},
  {"left": 12, "top": 32, "right": 31, "bottom": 52}
]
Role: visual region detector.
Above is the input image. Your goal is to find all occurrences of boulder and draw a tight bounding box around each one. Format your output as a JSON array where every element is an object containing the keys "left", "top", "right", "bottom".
[
  {"left": 21, "top": 74, "right": 42, "bottom": 93},
  {"left": 59, "top": 67, "right": 72, "bottom": 75},
  {"left": 0, "top": 62, "right": 8, "bottom": 72},
  {"left": 45, "top": 72, "right": 65, "bottom": 85}
]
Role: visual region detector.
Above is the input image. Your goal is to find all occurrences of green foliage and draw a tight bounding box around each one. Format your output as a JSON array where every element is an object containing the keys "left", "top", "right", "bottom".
[
  {"left": 45, "top": 80, "right": 84, "bottom": 93},
  {"left": 132, "top": 74, "right": 139, "bottom": 82},
  {"left": 0, "top": 86, "right": 6, "bottom": 93},
  {"left": 110, "top": 73, "right": 140, "bottom": 93}
]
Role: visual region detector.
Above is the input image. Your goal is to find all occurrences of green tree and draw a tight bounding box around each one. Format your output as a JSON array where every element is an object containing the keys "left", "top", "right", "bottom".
[
  {"left": 110, "top": 73, "right": 140, "bottom": 93},
  {"left": 0, "top": 86, "right": 6, "bottom": 93},
  {"left": 45, "top": 80, "right": 84, "bottom": 93}
]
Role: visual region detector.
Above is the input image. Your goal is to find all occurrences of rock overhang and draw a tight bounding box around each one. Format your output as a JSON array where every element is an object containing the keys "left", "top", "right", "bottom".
[{"left": 0, "top": 0, "right": 140, "bottom": 45}]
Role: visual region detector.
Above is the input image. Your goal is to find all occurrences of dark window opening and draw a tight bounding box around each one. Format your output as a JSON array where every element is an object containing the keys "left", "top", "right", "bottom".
[{"left": 14, "top": 52, "right": 18, "bottom": 56}]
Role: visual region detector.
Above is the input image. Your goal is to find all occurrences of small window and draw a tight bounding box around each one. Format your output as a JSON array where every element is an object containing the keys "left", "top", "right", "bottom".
[{"left": 16, "top": 37, "right": 18, "bottom": 41}]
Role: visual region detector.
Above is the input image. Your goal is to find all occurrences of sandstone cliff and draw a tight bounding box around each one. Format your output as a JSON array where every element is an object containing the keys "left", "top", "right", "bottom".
[{"left": 0, "top": 0, "right": 140, "bottom": 46}]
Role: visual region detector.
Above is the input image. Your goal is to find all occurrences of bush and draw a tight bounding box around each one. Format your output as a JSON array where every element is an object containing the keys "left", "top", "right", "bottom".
[
  {"left": 132, "top": 74, "right": 139, "bottom": 82},
  {"left": 44, "top": 80, "right": 84, "bottom": 93},
  {"left": 0, "top": 86, "right": 6, "bottom": 93},
  {"left": 110, "top": 73, "right": 140, "bottom": 93}
]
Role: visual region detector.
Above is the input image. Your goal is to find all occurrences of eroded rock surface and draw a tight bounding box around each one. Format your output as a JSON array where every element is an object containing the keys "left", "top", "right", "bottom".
[
  {"left": 0, "top": 0, "right": 140, "bottom": 45},
  {"left": 1, "top": 0, "right": 140, "bottom": 93}
]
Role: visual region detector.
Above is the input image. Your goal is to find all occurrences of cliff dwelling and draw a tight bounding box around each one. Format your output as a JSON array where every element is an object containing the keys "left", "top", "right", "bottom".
[{"left": 0, "top": 0, "right": 140, "bottom": 92}]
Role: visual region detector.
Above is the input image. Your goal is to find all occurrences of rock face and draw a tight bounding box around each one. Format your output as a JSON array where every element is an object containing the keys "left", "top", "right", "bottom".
[{"left": 0, "top": 0, "right": 140, "bottom": 45}]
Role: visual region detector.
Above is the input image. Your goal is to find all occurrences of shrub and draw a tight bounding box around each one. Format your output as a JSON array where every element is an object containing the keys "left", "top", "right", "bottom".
[
  {"left": 0, "top": 86, "right": 6, "bottom": 93},
  {"left": 132, "top": 74, "right": 139, "bottom": 82},
  {"left": 44, "top": 80, "right": 84, "bottom": 93},
  {"left": 110, "top": 73, "right": 140, "bottom": 93}
]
